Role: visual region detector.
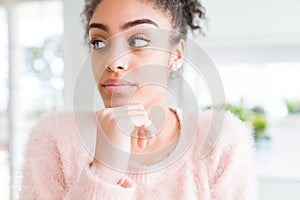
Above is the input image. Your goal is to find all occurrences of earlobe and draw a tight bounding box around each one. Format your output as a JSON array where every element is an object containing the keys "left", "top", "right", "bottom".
[{"left": 169, "top": 39, "right": 185, "bottom": 71}]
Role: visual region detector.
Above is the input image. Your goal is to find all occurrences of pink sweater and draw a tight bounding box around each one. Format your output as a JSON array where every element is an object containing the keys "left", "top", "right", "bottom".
[{"left": 20, "top": 109, "right": 256, "bottom": 199}]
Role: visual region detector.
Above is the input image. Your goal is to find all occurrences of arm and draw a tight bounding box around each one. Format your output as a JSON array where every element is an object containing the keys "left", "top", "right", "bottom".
[
  {"left": 64, "top": 162, "right": 136, "bottom": 200},
  {"left": 20, "top": 114, "right": 137, "bottom": 200},
  {"left": 64, "top": 104, "right": 155, "bottom": 199},
  {"left": 20, "top": 116, "right": 66, "bottom": 200}
]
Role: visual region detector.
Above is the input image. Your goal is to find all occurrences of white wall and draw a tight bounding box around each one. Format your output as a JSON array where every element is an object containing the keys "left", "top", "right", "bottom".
[
  {"left": 259, "top": 179, "right": 300, "bottom": 200},
  {"left": 200, "top": 0, "right": 300, "bottom": 45},
  {"left": 197, "top": 0, "right": 300, "bottom": 64}
]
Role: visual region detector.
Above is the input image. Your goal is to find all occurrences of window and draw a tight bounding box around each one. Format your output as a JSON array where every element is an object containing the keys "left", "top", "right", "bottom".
[
  {"left": 217, "top": 62, "right": 300, "bottom": 117},
  {"left": 0, "top": 1, "right": 64, "bottom": 198},
  {"left": 216, "top": 61, "right": 300, "bottom": 198},
  {"left": 0, "top": 6, "right": 9, "bottom": 200}
]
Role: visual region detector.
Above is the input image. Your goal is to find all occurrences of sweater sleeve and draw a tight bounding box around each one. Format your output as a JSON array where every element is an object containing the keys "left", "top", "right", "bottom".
[
  {"left": 20, "top": 116, "right": 67, "bottom": 200},
  {"left": 64, "top": 165, "right": 136, "bottom": 200},
  {"left": 20, "top": 114, "right": 136, "bottom": 200},
  {"left": 208, "top": 112, "right": 257, "bottom": 200}
]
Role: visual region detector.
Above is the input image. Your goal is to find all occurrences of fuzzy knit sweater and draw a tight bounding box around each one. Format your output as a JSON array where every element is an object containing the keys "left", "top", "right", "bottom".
[{"left": 20, "top": 109, "right": 256, "bottom": 200}]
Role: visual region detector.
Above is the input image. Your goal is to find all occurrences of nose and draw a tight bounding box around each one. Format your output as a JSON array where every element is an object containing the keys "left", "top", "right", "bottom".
[
  {"left": 105, "top": 39, "right": 129, "bottom": 73},
  {"left": 106, "top": 60, "right": 129, "bottom": 73}
]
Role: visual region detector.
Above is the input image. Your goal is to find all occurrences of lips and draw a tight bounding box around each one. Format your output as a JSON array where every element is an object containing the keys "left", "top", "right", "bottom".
[{"left": 101, "top": 79, "right": 137, "bottom": 94}]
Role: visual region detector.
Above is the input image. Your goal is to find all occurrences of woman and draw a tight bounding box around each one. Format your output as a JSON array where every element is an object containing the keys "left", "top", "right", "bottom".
[{"left": 20, "top": 0, "right": 256, "bottom": 199}]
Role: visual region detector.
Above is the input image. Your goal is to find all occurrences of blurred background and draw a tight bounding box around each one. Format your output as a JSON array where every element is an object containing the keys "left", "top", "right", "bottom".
[{"left": 0, "top": 0, "right": 299, "bottom": 199}]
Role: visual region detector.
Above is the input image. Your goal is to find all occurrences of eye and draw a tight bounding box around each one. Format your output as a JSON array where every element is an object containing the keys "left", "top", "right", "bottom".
[
  {"left": 90, "top": 39, "right": 108, "bottom": 50},
  {"left": 129, "top": 35, "right": 150, "bottom": 48}
]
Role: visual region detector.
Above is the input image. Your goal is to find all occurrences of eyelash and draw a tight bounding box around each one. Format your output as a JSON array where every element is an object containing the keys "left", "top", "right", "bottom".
[
  {"left": 129, "top": 35, "right": 151, "bottom": 48},
  {"left": 89, "top": 39, "right": 108, "bottom": 50},
  {"left": 89, "top": 34, "right": 151, "bottom": 50}
]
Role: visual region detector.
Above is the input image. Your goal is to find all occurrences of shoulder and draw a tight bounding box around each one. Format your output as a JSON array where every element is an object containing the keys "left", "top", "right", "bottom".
[
  {"left": 30, "top": 110, "right": 97, "bottom": 134},
  {"left": 23, "top": 112, "right": 76, "bottom": 167},
  {"left": 24, "top": 112, "right": 75, "bottom": 154},
  {"left": 27, "top": 111, "right": 97, "bottom": 148},
  {"left": 194, "top": 109, "right": 255, "bottom": 160},
  {"left": 189, "top": 109, "right": 255, "bottom": 185},
  {"left": 194, "top": 110, "right": 257, "bottom": 197},
  {"left": 26, "top": 111, "right": 96, "bottom": 162},
  {"left": 28, "top": 111, "right": 75, "bottom": 139}
]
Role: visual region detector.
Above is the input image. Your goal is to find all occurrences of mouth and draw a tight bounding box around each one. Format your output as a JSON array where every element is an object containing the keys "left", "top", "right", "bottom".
[{"left": 101, "top": 79, "right": 137, "bottom": 94}]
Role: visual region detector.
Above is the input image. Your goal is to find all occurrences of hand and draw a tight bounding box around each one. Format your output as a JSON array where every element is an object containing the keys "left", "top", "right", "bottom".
[{"left": 93, "top": 104, "right": 155, "bottom": 171}]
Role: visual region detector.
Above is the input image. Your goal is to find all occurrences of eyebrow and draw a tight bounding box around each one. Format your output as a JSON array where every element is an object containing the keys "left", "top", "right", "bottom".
[{"left": 89, "top": 18, "right": 159, "bottom": 32}]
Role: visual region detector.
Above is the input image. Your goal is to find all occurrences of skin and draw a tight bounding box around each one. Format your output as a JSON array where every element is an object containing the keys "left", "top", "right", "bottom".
[{"left": 89, "top": 0, "right": 185, "bottom": 178}]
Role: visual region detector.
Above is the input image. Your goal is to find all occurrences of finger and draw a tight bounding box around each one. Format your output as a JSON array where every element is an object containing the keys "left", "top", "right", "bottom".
[
  {"left": 113, "top": 111, "right": 148, "bottom": 127},
  {"left": 102, "top": 111, "right": 147, "bottom": 137},
  {"left": 137, "top": 128, "right": 148, "bottom": 149},
  {"left": 127, "top": 111, "right": 157, "bottom": 137},
  {"left": 144, "top": 123, "right": 157, "bottom": 139},
  {"left": 113, "top": 103, "right": 145, "bottom": 113},
  {"left": 112, "top": 111, "right": 147, "bottom": 119},
  {"left": 123, "top": 109, "right": 148, "bottom": 117},
  {"left": 115, "top": 109, "right": 149, "bottom": 127},
  {"left": 96, "top": 104, "right": 144, "bottom": 119},
  {"left": 129, "top": 113, "right": 149, "bottom": 127}
]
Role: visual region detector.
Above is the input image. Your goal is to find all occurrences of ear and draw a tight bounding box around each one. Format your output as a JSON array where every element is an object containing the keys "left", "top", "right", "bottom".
[{"left": 169, "top": 39, "right": 185, "bottom": 71}]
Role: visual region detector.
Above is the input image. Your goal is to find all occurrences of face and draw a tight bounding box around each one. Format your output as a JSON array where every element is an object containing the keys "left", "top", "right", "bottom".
[{"left": 89, "top": 0, "right": 183, "bottom": 108}]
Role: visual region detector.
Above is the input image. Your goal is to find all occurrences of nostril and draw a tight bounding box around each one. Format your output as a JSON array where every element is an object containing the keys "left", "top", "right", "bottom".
[{"left": 106, "top": 65, "right": 126, "bottom": 72}]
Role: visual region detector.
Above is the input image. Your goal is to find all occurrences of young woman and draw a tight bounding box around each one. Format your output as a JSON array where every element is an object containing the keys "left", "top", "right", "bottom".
[{"left": 20, "top": 0, "right": 256, "bottom": 199}]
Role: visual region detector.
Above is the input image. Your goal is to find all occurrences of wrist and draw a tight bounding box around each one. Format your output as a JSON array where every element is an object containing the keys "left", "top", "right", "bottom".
[{"left": 89, "top": 159, "right": 126, "bottom": 183}]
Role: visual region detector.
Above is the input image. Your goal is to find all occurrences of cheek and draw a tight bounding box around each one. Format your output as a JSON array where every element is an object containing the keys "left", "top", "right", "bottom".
[
  {"left": 91, "top": 49, "right": 171, "bottom": 83},
  {"left": 128, "top": 84, "right": 167, "bottom": 105},
  {"left": 130, "top": 52, "right": 170, "bottom": 83},
  {"left": 132, "top": 50, "right": 171, "bottom": 68},
  {"left": 91, "top": 56, "right": 106, "bottom": 83}
]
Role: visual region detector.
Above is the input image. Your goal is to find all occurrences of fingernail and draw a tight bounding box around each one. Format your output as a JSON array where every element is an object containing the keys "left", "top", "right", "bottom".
[
  {"left": 117, "top": 176, "right": 125, "bottom": 185},
  {"left": 138, "top": 138, "right": 147, "bottom": 149}
]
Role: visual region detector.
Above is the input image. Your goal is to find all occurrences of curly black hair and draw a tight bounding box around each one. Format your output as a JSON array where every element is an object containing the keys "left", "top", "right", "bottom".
[{"left": 82, "top": 0, "right": 206, "bottom": 42}]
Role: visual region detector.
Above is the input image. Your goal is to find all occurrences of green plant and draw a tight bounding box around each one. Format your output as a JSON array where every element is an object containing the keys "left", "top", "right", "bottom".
[
  {"left": 205, "top": 102, "right": 270, "bottom": 141},
  {"left": 25, "top": 35, "right": 63, "bottom": 82},
  {"left": 24, "top": 35, "right": 64, "bottom": 118},
  {"left": 286, "top": 100, "right": 300, "bottom": 114}
]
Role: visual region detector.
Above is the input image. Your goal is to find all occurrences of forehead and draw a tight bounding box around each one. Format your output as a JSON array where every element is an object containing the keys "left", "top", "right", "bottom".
[{"left": 90, "top": 0, "right": 172, "bottom": 31}]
